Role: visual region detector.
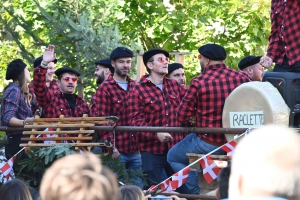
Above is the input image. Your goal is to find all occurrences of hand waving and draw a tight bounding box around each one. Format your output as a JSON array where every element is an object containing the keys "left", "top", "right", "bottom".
[{"left": 42, "top": 44, "right": 56, "bottom": 64}]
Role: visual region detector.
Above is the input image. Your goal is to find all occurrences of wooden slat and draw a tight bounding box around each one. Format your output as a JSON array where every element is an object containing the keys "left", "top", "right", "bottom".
[
  {"left": 21, "top": 137, "right": 93, "bottom": 141},
  {"left": 23, "top": 130, "right": 94, "bottom": 135},
  {"left": 24, "top": 116, "right": 117, "bottom": 122},
  {"left": 24, "top": 124, "right": 95, "bottom": 129},
  {"left": 26, "top": 121, "right": 111, "bottom": 125},
  {"left": 20, "top": 143, "right": 112, "bottom": 147},
  {"left": 186, "top": 153, "right": 231, "bottom": 161}
]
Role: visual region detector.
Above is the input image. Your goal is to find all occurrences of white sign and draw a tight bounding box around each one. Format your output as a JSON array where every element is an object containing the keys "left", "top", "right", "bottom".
[{"left": 229, "top": 111, "right": 264, "bottom": 128}]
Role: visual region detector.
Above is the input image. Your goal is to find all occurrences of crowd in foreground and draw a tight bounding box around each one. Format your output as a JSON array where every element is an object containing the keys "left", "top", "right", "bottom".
[{"left": 1, "top": 124, "right": 299, "bottom": 200}]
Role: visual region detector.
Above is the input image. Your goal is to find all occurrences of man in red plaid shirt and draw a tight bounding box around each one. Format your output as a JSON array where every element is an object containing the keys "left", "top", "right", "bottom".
[
  {"left": 128, "top": 48, "right": 190, "bottom": 193},
  {"left": 167, "top": 44, "right": 251, "bottom": 194},
  {"left": 90, "top": 47, "right": 143, "bottom": 188},
  {"left": 260, "top": 0, "right": 300, "bottom": 72},
  {"left": 33, "top": 45, "right": 90, "bottom": 118},
  {"left": 29, "top": 56, "right": 59, "bottom": 116}
]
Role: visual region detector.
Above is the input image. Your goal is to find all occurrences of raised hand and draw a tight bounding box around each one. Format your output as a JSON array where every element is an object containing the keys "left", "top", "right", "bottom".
[{"left": 42, "top": 44, "right": 56, "bottom": 64}]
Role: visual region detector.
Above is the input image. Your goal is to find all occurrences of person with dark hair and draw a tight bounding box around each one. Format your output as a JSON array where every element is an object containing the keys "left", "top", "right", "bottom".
[
  {"left": 238, "top": 56, "right": 264, "bottom": 81},
  {"left": 33, "top": 44, "right": 90, "bottom": 118},
  {"left": 216, "top": 163, "right": 231, "bottom": 200},
  {"left": 167, "top": 63, "right": 186, "bottom": 85},
  {"left": 167, "top": 44, "right": 251, "bottom": 195},
  {"left": 91, "top": 47, "right": 143, "bottom": 188},
  {"left": 29, "top": 56, "right": 58, "bottom": 116},
  {"left": 0, "top": 178, "right": 32, "bottom": 200},
  {"left": 128, "top": 48, "right": 190, "bottom": 195},
  {"left": 1, "top": 59, "right": 32, "bottom": 162},
  {"left": 260, "top": 1, "right": 300, "bottom": 72},
  {"left": 94, "top": 58, "right": 114, "bottom": 85}
]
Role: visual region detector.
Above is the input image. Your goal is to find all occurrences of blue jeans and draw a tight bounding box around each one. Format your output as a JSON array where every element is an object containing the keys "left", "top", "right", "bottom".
[
  {"left": 141, "top": 152, "right": 193, "bottom": 198},
  {"left": 167, "top": 133, "right": 226, "bottom": 194},
  {"left": 120, "top": 152, "right": 143, "bottom": 189}
]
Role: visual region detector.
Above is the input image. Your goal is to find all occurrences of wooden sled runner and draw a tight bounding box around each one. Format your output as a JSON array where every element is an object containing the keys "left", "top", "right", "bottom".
[{"left": 20, "top": 114, "right": 118, "bottom": 154}]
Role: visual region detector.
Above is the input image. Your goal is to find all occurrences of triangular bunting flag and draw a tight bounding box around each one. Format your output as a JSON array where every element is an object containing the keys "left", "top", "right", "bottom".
[
  {"left": 0, "top": 156, "right": 16, "bottom": 179},
  {"left": 171, "top": 166, "right": 190, "bottom": 189},
  {"left": 221, "top": 140, "right": 237, "bottom": 156},
  {"left": 160, "top": 178, "right": 174, "bottom": 192},
  {"left": 199, "top": 155, "right": 220, "bottom": 183}
]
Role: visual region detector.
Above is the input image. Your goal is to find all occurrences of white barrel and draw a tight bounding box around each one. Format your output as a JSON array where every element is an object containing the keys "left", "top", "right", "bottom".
[{"left": 222, "top": 81, "right": 290, "bottom": 142}]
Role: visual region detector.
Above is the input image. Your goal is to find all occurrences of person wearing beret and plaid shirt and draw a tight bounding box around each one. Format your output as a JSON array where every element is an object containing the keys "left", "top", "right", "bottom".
[
  {"left": 260, "top": 0, "right": 300, "bottom": 72},
  {"left": 28, "top": 56, "right": 59, "bottom": 116},
  {"left": 238, "top": 56, "right": 264, "bottom": 82},
  {"left": 33, "top": 45, "right": 90, "bottom": 118},
  {"left": 90, "top": 58, "right": 114, "bottom": 105},
  {"left": 90, "top": 47, "right": 143, "bottom": 189},
  {"left": 128, "top": 48, "right": 192, "bottom": 195},
  {"left": 167, "top": 44, "right": 251, "bottom": 195},
  {"left": 167, "top": 62, "right": 186, "bottom": 86}
]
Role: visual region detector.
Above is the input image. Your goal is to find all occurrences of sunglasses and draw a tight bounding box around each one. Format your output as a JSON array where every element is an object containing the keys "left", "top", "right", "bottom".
[
  {"left": 157, "top": 57, "right": 169, "bottom": 63},
  {"left": 198, "top": 55, "right": 202, "bottom": 60},
  {"left": 63, "top": 77, "right": 78, "bottom": 82}
]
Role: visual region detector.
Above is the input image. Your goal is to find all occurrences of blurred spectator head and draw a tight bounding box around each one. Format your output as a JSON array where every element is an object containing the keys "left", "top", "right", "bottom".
[
  {"left": 40, "top": 152, "right": 120, "bottom": 200},
  {"left": 229, "top": 125, "right": 300, "bottom": 199}
]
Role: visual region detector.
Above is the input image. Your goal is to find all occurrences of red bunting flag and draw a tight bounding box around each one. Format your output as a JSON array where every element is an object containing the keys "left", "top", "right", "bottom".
[
  {"left": 160, "top": 178, "right": 173, "bottom": 192},
  {"left": 199, "top": 155, "right": 220, "bottom": 183},
  {"left": 171, "top": 166, "right": 190, "bottom": 189},
  {"left": 221, "top": 140, "right": 237, "bottom": 156},
  {"left": 0, "top": 156, "right": 16, "bottom": 179}
]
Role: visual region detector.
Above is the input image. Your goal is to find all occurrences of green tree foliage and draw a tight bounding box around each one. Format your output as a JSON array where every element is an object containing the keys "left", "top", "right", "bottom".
[
  {"left": 118, "top": 0, "right": 271, "bottom": 83},
  {"left": 0, "top": 0, "right": 142, "bottom": 100},
  {"left": 0, "top": 0, "right": 272, "bottom": 88}
]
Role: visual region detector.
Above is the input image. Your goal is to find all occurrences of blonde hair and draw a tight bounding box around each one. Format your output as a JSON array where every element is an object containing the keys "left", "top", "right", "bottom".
[
  {"left": 229, "top": 125, "right": 300, "bottom": 199},
  {"left": 119, "top": 185, "right": 145, "bottom": 200},
  {"left": 40, "top": 152, "right": 120, "bottom": 200}
]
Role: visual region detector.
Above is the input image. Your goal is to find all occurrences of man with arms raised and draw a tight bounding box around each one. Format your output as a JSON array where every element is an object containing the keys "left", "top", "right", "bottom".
[
  {"left": 29, "top": 56, "right": 58, "bottom": 116},
  {"left": 34, "top": 45, "right": 89, "bottom": 118}
]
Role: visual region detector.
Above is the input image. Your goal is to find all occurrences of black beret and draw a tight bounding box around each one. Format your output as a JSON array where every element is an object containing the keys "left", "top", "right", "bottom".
[
  {"left": 198, "top": 44, "right": 227, "bottom": 61},
  {"left": 110, "top": 47, "right": 133, "bottom": 60},
  {"left": 95, "top": 58, "right": 114, "bottom": 73},
  {"left": 6, "top": 59, "right": 27, "bottom": 80},
  {"left": 143, "top": 48, "right": 169, "bottom": 66},
  {"left": 238, "top": 56, "right": 262, "bottom": 70},
  {"left": 168, "top": 63, "right": 184, "bottom": 75},
  {"left": 33, "top": 56, "right": 57, "bottom": 68},
  {"left": 55, "top": 66, "right": 81, "bottom": 77}
]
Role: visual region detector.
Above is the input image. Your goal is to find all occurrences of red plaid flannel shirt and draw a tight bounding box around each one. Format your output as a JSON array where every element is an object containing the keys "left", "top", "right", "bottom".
[
  {"left": 128, "top": 75, "right": 187, "bottom": 154},
  {"left": 90, "top": 75, "right": 138, "bottom": 153},
  {"left": 177, "top": 64, "right": 251, "bottom": 144},
  {"left": 33, "top": 67, "right": 90, "bottom": 118},
  {"left": 267, "top": 0, "right": 300, "bottom": 65},
  {"left": 29, "top": 80, "right": 59, "bottom": 116}
]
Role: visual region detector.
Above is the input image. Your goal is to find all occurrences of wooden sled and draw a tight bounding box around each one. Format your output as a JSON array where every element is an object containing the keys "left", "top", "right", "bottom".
[{"left": 20, "top": 114, "right": 118, "bottom": 155}]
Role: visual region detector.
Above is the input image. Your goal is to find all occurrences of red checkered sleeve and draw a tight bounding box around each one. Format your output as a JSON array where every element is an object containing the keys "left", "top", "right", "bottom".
[
  {"left": 177, "top": 64, "right": 251, "bottom": 144},
  {"left": 128, "top": 75, "right": 185, "bottom": 154},
  {"left": 90, "top": 75, "right": 138, "bottom": 153},
  {"left": 267, "top": 0, "right": 300, "bottom": 65},
  {"left": 33, "top": 67, "right": 90, "bottom": 118},
  {"left": 33, "top": 67, "right": 52, "bottom": 108}
]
